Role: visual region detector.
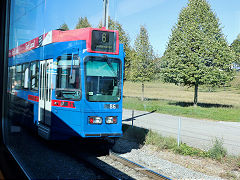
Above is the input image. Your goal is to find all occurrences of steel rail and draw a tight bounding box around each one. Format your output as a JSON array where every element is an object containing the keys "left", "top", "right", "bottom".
[{"left": 109, "top": 150, "right": 172, "bottom": 180}]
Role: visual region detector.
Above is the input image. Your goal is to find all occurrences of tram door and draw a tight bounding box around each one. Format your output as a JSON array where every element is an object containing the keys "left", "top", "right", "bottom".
[{"left": 38, "top": 59, "right": 53, "bottom": 139}]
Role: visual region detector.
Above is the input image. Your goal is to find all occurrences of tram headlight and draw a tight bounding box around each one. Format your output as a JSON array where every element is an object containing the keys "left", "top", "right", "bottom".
[
  {"left": 105, "top": 116, "right": 117, "bottom": 124},
  {"left": 88, "top": 116, "right": 102, "bottom": 124}
]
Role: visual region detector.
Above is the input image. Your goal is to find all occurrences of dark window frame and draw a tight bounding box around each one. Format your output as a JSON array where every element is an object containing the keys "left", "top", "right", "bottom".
[
  {"left": 55, "top": 54, "right": 82, "bottom": 101},
  {"left": 22, "top": 62, "right": 30, "bottom": 90},
  {"left": 0, "top": 0, "right": 28, "bottom": 179},
  {"left": 84, "top": 55, "right": 122, "bottom": 102},
  {"left": 30, "top": 60, "right": 39, "bottom": 92},
  {"left": 15, "top": 64, "right": 23, "bottom": 90}
]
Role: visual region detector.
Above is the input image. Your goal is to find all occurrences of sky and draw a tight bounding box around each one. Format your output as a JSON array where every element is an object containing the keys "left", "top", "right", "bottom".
[{"left": 9, "top": 0, "right": 240, "bottom": 56}]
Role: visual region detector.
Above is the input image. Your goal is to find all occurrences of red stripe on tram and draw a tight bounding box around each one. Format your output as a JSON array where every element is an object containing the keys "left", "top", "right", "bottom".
[
  {"left": 52, "top": 100, "right": 75, "bottom": 108},
  {"left": 28, "top": 95, "right": 39, "bottom": 102}
]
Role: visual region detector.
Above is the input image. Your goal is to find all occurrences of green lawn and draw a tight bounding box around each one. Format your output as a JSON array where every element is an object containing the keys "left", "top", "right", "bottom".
[
  {"left": 123, "top": 77, "right": 240, "bottom": 122},
  {"left": 123, "top": 97, "right": 240, "bottom": 122}
]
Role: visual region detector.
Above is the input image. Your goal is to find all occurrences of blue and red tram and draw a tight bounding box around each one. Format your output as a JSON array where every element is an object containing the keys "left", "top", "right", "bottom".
[{"left": 8, "top": 28, "right": 124, "bottom": 140}]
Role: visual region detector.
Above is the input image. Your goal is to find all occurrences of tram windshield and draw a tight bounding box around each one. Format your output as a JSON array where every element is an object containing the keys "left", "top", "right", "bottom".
[
  {"left": 85, "top": 56, "right": 121, "bottom": 102},
  {"left": 56, "top": 54, "right": 81, "bottom": 100}
]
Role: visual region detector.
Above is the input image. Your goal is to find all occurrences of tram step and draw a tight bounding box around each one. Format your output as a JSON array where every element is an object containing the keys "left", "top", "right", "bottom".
[{"left": 38, "top": 123, "right": 50, "bottom": 140}]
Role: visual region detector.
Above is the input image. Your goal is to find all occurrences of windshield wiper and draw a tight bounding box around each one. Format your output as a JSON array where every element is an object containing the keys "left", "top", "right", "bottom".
[{"left": 104, "top": 56, "right": 117, "bottom": 77}]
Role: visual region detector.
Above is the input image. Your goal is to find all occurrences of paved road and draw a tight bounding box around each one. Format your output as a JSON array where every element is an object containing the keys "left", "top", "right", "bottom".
[{"left": 122, "top": 109, "right": 240, "bottom": 156}]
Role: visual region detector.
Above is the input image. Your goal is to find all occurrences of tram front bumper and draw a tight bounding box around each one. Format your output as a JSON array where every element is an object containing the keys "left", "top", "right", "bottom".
[{"left": 82, "top": 112, "right": 122, "bottom": 138}]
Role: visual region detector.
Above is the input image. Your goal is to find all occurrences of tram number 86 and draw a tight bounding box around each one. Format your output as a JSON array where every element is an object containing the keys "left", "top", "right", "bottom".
[{"left": 104, "top": 104, "right": 119, "bottom": 109}]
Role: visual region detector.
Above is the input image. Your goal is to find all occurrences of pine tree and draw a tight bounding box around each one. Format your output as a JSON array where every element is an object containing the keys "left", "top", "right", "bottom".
[
  {"left": 75, "top": 17, "right": 91, "bottom": 29},
  {"left": 99, "top": 17, "right": 132, "bottom": 80},
  {"left": 161, "top": 0, "right": 235, "bottom": 106},
  {"left": 58, "top": 23, "right": 69, "bottom": 31},
  {"left": 231, "top": 34, "right": 240, "bottom": 65},
  {"left": 131, "top": 25, "right": 155, "bottom": 101}
]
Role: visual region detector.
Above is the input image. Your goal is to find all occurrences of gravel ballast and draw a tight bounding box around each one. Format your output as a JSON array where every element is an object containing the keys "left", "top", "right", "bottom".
[{"left": 111, "top": 136, "right": 224, "bottom": 179}]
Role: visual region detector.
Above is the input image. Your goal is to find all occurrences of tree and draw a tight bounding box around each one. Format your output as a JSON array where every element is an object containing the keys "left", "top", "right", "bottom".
[
  {"left": 99, "top": 17, "right": 132, "bottom": 80},
  {"left": 160, "top": 0, "right": 235, "bottom": 106},
  {"left": 231, "top": 34, "right": 240, "bottom": 65},
  {"left": 58, "top": 23, "right": 69, "bottom": 31},
  {"left": 131, "top": 25, "right": 155, "bottom": 101},
  {"left": 75, "top": 17, "right": 91, "bottom": 29}
]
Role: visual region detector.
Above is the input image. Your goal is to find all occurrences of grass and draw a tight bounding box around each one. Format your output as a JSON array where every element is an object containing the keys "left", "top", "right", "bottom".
[
  {"left": 144, "top": 130, "right": 209, "bottom": 157},
  {"left": 123, "top": 78, "right": 240, "bottom": 122},
  {"left": 123, "top": 97, "right": 240, "bottom": 122},
  {"left": 174, "top": 143, "right": 210, "bottom": 158},
  {"left": 144, "top": 130, "right": 239, "bottom": 179},
  {"left": 123, "top": 126, "right": 228, "bottom": 160},
  {"left": 123, "top": 79, "right": 240, "bottom": 108},
  {"left": 123, "top": 124, "right": 240, "bottom": 179},
  {"left": 144, "top": 130, "right": 177, "bottom": 150}
]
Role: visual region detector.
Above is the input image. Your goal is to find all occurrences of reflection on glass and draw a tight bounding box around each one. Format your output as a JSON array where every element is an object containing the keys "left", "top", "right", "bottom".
[
  {"left": 15, "top": 64, "right": 22, "bottom": 90},
  {"left": 6, "top": 1, "right": 120, "bottom": 178}
]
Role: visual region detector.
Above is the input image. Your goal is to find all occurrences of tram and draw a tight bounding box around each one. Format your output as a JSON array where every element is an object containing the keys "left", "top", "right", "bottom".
[{"left": 8, "top": 27, "right": 124, "bottom": 140}]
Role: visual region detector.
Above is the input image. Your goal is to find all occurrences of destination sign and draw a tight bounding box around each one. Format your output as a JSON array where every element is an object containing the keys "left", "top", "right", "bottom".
[{"left": 91, "top": 30, "right": 116, "bottom": 53}]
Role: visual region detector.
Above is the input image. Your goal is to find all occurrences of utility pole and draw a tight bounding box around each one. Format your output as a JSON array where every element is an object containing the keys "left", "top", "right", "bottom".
[{"left": 103, "top": 0, "right": 109, "bottom": 29}]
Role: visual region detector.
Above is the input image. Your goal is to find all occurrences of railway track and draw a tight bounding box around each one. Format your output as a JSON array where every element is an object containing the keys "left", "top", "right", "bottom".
[
  {"left": 7, "top": 127, "right": 172, "bottom": 179},
  {"left": 58, "top": 137, "right": 172, "bottom": 179},
  {"left": 56, "top": 138, "right": 172, "bottom": 179},
  {"left": 50, "top": 139, "right": 135, "bottom": 179},
  {"left": 7, "top": 122, "right": 173, "bottom": 179},
  {"left": 71, "top": 147, "right": 139, "bottom": 179},
  {"left": 109, "top": 150, "right": 172, "bottom": 180},
  {"left": 72, "top": 151, "right": 122, "bottom": 180}
]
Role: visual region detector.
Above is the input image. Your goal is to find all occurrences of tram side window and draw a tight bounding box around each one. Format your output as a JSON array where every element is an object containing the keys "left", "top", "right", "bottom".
[
  {"left": 56, "top": 54, "right": 81, "bottom": 100},
  {"left": 22, "top": 63, "right": 29, "bottom": 89},
  {"left": 15, "top": 64, "right": 22, "bottom": 90},
  {"left": 30, "top": 61, "right": 39, "bottom": 91}
]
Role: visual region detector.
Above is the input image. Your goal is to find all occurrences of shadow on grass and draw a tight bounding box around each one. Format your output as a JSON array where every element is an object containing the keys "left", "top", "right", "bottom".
[
  {"left": 168, "top": 101, "right": 233, "bottom": 108},
  {"left": 112, "top": 124, "right": 149, "bottom": 154},
  {"left": 124, "top": 96, "right": 234, "bottom": 108},
  {"left": 123, "top": 95, "right": 169, "bottom": 102}
]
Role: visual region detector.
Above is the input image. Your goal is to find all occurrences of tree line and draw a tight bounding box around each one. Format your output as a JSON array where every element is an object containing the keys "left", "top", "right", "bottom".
[{"left": 58, "top": 0, "right": 240, "bottom": 106}]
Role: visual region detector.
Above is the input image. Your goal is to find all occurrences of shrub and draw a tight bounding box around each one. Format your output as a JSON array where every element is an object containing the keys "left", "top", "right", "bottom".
[
  {"left": 208, "top": 138, "right": 227, "bottom": 160},
  {"left": 237, "top": 160, "right": 240, "bottom": 168},
  {"left": 174, "top": 143, "right": 209, "bottom": 157}
]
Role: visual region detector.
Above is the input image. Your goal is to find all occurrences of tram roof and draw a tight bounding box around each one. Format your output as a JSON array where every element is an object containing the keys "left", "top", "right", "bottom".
[{"left": 9, "top": 27, "right": 119, "bottom": 57}]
